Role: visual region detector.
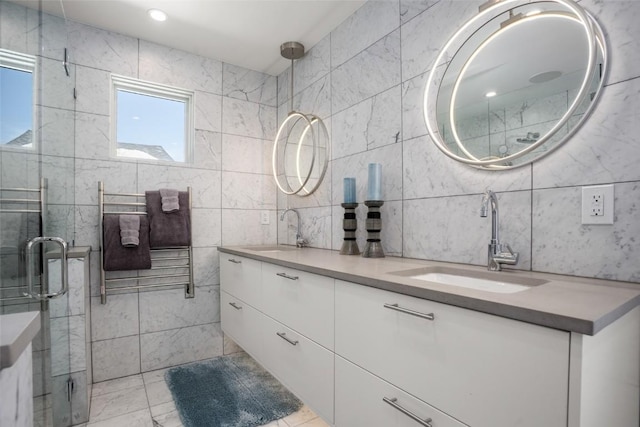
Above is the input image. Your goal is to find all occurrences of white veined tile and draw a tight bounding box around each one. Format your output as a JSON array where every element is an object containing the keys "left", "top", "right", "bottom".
[
  {"left": 91, "top": 375, "right": 144, "bottom": 397},
  {"left": 331, "top": 0, "right": 400, "bottom": 68},
  {"left": 88, "top": 385, "right": 148, "bottom": 423},
  {"left": 87, "top": 408, "right": 153, "bottom": 427}
]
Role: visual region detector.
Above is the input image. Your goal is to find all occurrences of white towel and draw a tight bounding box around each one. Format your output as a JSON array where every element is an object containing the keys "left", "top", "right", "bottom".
[{"left": 159, "top": 188, "right": 179, "bottom": 213}]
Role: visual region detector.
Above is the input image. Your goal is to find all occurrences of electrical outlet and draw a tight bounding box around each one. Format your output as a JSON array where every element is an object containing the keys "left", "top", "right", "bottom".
[
  {"left": 590, "top": 193, "right": 604, "bottom": 216},
  {"left": 581, "top": 185, "right": 614, "bottom": 225},
  {"left": 260, "top": 211, "right": 270, "bottom": 225}
]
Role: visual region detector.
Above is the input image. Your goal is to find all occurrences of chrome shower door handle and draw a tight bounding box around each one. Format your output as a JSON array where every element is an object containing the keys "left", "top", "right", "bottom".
[{"left": 24, "top": 236, "right": 68, "bottom": 300}]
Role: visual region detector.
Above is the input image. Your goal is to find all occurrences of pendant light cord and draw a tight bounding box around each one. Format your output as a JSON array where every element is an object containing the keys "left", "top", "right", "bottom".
[{"left": 290, "top": 58, "right": 294, "bottom": 113}]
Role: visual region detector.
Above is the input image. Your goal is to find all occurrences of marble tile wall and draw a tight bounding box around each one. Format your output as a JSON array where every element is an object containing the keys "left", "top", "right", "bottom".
[
  {"left": 278, "top": 0, "right": 640, "bottom": 284},
  {"left": 67, "top": 26, "right": 278, "bottom": 380}
]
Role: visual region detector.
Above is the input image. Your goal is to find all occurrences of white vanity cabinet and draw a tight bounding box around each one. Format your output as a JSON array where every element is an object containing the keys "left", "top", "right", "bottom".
[
  {"left": 336, "top": 355, "right": 467, "bottom": 427},
  {"left": 220, "top": 253, "right": 262, "bottom": 309},
  {"left": 220, "top": 249, "right": 640, "bottom": 427},
  {"left": 220, "top": 291, "right": 264, "bottom": 362},
  {"left": 220, "top": 255, "right": 335, "bottom": 424},
  {"left": 261, "top": 262, "right": 335, "bottom": 350},
  {"left": 334, "top": 280, "right": 570, "bottom": 427},
  {"left": 261, "top": 316, "right": 335, "bottom": 424}
]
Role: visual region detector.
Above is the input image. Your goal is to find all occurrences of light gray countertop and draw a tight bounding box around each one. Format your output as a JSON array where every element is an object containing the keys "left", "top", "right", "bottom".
[
  {"left": 218, "top": 245, "right": 640, "bottom": 336},
  {"left": 0, "top": 311, "right": 41, "bottom": 370}
]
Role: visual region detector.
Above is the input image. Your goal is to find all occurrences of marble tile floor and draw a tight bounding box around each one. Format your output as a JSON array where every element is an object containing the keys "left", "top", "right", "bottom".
[{"left": 76, "top": 356, "right": 330, "bottom": 427}]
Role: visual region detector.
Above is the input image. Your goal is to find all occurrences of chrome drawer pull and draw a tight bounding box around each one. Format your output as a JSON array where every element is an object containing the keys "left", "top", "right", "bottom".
[
  {"left": 276, "top": 272, "right": 299, "bottom": 281},
  {"left": 383, "top": 303, "right": 435, "bottom": 321},
  {"left": 276, "top": 332, "right": 299, "bottom": 346},
  {"left": 227, "top": 258, "right": 242, "bottom": 264},
  {"left": 383, "top": 397, "right": 433, "bottom": 427},
  {"left": 229, "top": 302, "right": 242, "bottom": 310}
]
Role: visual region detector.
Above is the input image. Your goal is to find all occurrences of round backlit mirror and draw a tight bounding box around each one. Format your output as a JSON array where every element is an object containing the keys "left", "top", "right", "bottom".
[{"left": 423, "top": 0, "right": 607, "bottom": 169}]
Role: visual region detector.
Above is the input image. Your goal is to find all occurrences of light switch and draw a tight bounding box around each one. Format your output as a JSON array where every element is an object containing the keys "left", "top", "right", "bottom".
[{"left": 260, "top": 211, "right": 270, "bottom": 225}]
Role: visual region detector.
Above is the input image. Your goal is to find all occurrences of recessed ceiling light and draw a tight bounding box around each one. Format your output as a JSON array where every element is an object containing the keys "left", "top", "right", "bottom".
[
  {"left": 148, "top": 9, "right": 167, "bottom": 22},
  {"left": 485, "top": 91, "right": 497, "bottom": 98}
]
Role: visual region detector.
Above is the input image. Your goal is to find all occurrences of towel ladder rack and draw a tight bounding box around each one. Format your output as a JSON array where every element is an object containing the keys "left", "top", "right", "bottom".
[
  {"left": 98, "top": 181, "right": 194, "bottom": 304},
  {"left": 0, "top": 179, "right": 47, "bottom": 304}
]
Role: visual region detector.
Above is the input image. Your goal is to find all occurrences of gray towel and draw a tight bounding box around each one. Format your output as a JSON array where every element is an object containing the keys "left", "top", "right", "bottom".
[
  {"left": 119, "top": 215, "right": 140, "bottom": 247},
  {"left": 159, "top": 188, "right": 179, "bottom": 213},
  {"left": 145, "top": 191, "right": 191, "bottom": 248},
  {"left": 0, "top": 213, "right": 22, "bottom": 247},
  {"left": 0, "top": 212, "right": 40, "bottom": 280},
  {"left": 103, "top": 215, "right": 151, "bottom": 271}
]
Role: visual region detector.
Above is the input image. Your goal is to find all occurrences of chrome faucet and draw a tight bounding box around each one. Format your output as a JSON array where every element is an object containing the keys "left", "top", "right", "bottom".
[
  {"left": 480, "top": 190, "right": 519, "bottom": 271},
  {"left": 280, "top": 208, "right": 307, "bottom": 248}
]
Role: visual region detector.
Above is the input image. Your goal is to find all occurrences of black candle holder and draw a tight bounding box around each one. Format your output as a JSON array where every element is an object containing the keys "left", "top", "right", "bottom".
[
  {"left": 362, "top": 200, "right": 385, "bottom": 258},
  {"left": 340, "top": 203, "right": 360, "bottom": 255}
]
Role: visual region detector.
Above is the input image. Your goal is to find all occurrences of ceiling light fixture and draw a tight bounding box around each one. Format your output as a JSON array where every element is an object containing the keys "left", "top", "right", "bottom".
[
  {"left": 272, "top": 41, "right": 330, "bottom": 197},
  {"left": 148, "top": 9, "right": 167, "bottom": 22}
]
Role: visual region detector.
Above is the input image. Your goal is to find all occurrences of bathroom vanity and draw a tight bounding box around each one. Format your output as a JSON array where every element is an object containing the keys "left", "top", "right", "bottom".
[{"left": 218, "top": 246, "right": 640, "bottom": 427}]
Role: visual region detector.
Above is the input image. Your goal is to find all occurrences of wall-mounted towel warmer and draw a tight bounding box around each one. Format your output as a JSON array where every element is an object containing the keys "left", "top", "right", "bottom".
[
  {"left": 0, "top": 178, "right": 47, "bottom": 304},
  {"left": 98, "top": 181, "right": 195, "bottom": 304}
]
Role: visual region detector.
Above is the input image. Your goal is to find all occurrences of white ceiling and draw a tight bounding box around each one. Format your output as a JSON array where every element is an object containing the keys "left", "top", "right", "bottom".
[{"left": 12, "top": 0, "right": 366, "bottom": 75}]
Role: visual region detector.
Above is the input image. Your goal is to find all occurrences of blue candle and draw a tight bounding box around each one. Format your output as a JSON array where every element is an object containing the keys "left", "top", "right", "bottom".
[
  {"left": 343, "top": 177, "right": 356, "bottom": 203},
  {"left": 367, "top": 163, "right": 382, "bottom": 201}
]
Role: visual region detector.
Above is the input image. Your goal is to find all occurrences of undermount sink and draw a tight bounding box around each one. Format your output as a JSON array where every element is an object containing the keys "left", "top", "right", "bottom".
[
  {"left": 241, "top": 245, "right": 298, "bottom": 252},
  {"left": 390, "top": 266, "right": 547, "bottom": 294}
]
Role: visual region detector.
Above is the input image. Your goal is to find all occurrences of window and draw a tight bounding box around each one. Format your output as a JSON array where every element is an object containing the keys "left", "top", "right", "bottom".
[
  {"left": 1, "top": 49, "right": 35, "bottom": 149},
  {"left": 112, "top": 75, "right": 193, "bottom": 163}
]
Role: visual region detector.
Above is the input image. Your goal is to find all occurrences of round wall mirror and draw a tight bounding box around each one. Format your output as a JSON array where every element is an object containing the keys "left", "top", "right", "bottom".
[{"left": 423, "top": 0, "right": 607, "bottom": 169}]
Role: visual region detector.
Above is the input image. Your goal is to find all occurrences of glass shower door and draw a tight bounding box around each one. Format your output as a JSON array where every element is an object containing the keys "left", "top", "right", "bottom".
[{"left": 0, "top": 0, "right": 77, "bottom": 425}]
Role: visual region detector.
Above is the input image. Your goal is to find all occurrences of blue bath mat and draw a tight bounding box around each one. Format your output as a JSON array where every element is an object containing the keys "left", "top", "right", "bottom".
[{"left": 165, "top": 353, "right": 303, "bottom": 427}]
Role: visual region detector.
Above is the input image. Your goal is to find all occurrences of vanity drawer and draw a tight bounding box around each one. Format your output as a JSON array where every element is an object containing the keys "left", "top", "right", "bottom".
[
  {"left": 335, "top": 280, "right": 569, "bottom": 427},
  {"left": 261, "top": 315, "right": 334, "bottom": 425},
  {"left": 261, "top": 263, "right": 334, "bottom": 350},
  {"left": 219, "top": 253, "right": 262, "bottom": 309},
  {"left": 220, "top": 291, "right": 263, "bottom": 362},
  {"left": 335, "top": 355, "right": 467, "bottom": 427}
]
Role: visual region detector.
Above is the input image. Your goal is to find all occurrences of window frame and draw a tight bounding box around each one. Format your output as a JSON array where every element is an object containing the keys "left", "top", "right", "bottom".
[
  {"left": 110, "top": 74, "right": 194, "bottom": 164},
  {"left": 0, "top": 48, "right": 37, "bottom": 151}
]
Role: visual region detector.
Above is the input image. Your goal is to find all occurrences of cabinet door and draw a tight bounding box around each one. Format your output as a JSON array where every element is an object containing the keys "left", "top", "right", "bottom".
[
  {"left": 261, "top": 315, "right": 334, "bottom": 425},
  {"left": 336, "top": 356, "right": 468, "bottom": 427},
  {"left": 220, "top": 290, "right": 263, "bottom": 362},
  {"left": 261, "top": 263, "right": 334, "bottom": 350},
  {"left": 219, "top": 253, "right": 262, "bottom": 309},
  {"left": 335, "top": 280, "right": 570, "bottom": 427}
]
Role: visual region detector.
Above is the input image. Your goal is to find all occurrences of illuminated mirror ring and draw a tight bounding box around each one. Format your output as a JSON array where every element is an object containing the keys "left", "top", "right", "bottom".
[
  {"left": 295, "top": 114, "right": 330, "bottom": 197},
  {"left": 448, "top": 10, "right": 594, "bottom": 164},
  {"left": 423, "top": 0, "right": 607, "bottom": 169},
  {"left": 272, "top": 111, "right": 329, "bottom": 197}
]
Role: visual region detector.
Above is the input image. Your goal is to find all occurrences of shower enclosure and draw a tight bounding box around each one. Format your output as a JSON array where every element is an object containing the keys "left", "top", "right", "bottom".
[{"left": 1, "top": 0, "right": 82, "bottom": 425}]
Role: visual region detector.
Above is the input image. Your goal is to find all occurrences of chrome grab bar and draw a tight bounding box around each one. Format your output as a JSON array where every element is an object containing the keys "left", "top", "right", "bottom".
[
  {"left": 24, "top": 236, "right": 68, "bottom": 300},
  {"left": 383, "top": 303, "right": 435, "bottom": 321},
  {"left": 276, "top": 272, "right": 299, "bottom": 281},
  {"left": 276, "top": 332, "right": 299, "bottom": 346},
  {"left": 229, "top": 302, "right": 242, "bottom": 310},
  {"left": 383, "top": 397, "right": 433, "bottom": 427},
  {"left": 228, "top": 258, "right": 242, "bottom": 264}
]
